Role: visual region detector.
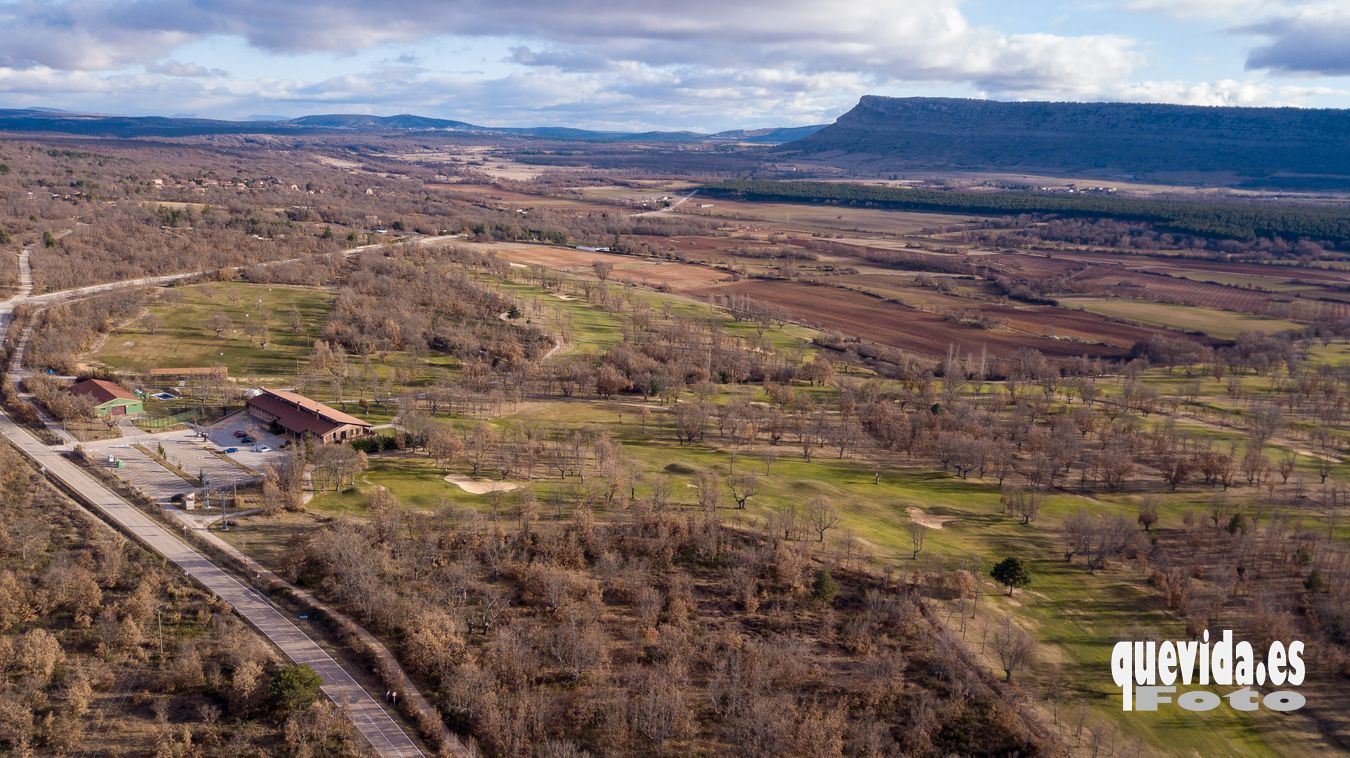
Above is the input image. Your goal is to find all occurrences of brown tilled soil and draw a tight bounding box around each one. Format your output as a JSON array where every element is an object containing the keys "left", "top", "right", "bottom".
[
  {"left": 709, "top": 280, "right": 1150, "bottom": 358},
  {"left": 1066, "top": 267, "right": 1348, "bottom": 319}
]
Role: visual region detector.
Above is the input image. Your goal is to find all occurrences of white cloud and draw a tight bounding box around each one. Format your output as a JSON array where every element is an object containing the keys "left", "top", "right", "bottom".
[
  {"left": 2, "top": 1, "right": 1139, "bottom": 94},
  {"left": 0, "top": 0, "right": 1346, "bottom": 128},
  {"left": 1111, "top": 77, "right": 1344, "bottom": 106},
  {"left": 1126, "top": 0, "right": 1350, "bottom": 77},
  {"left": 1124, "top": 0, "right": 1294, "bottom": 20},
  {"left": 1241, "top": 3, "right": 1350, "bottom": 75}
]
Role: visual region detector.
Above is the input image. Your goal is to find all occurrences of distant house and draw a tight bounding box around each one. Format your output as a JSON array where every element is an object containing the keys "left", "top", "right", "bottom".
[
  {"left": 68, "top": 379, "right": 143, "bottom": 417},
  {"left": 246, "top": 389, "right": 372, "bottom": 445}
]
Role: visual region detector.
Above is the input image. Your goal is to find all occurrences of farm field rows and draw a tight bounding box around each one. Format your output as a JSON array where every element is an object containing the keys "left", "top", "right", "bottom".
[
  {"left": 709, "top": 279, "right": 1141, "bottom": 357},
  {"left": 1060, "top": 297, "right": 1307, "bottom": 339},
  {"left": 1065, "top": 266, "right": 1345, "bottom": 319}
]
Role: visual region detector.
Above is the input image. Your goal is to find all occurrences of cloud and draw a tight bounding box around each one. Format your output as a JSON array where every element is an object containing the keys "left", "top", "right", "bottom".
[
  {"left": 1112, "top": 78, "right": 1344, "bottom": 106},
  {"left": 1124, "top": 0, "right": 1293, "bottom": 19},
  {"left": 0, "top": 0, "right": 1345, "bottom": 128},
  {"left": 0, "top": 2, "right": 190, "bottom": 70},
  {"left": 510, "top": 47, "right": 615, "bottom": 73},
  {"left": 2, "top": 0, "right": 1138, "bottom": 97},
  {"left": 146, "top": 60, "right": 227, "bottom": 78},
  {"left": 1125, "top": 0, "right": 1350, "bottom": 77},
  {"left": 1242, "top": 4, "right": 1350, "bottom": 76}
]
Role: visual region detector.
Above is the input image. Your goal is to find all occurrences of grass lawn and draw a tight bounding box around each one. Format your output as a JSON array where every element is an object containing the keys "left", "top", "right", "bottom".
[
  {"left": 92, "top": 282, "right": 332, "bottom": 380},
  {"left": 308, "top": 454, "right": 496, "bottom": 515},
  {"left": 1061, "top": 297, "right": 1305, "bottom": 340}
]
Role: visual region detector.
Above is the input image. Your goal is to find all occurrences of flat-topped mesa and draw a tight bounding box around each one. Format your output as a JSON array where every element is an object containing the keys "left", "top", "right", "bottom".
[{"left": 778, "top": 96, "right": 1350, "bottom": 186}]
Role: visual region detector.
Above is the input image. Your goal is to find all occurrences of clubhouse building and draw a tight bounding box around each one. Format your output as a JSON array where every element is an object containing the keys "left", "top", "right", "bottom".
[{"left": 245, "top": 388, "right": 372, "bottom": 445}]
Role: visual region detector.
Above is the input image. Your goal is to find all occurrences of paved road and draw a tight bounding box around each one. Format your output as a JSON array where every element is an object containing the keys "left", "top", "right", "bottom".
[
  {"left": 25, "top": 234, "right": 462, "bottom": 307},
  {"left": 0, "top": 239, "right": 428, "bottom": 757},
  {"left": 0, "top": 414, "right": 424, "bottom": 757}
]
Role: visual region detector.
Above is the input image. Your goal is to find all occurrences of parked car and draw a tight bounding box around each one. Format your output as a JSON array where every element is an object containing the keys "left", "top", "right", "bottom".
[
  {"left": 239, "top": 436, "right": 254, "bottom": 444},
  {"left": 224, "top": 447, "right": 238, "bottom": 454},
  {"left": 253, "top": 444, "right": 271, "bottom": 453},
  {"left": 232, "top": 430, "right": 247, "bottom": 438}
]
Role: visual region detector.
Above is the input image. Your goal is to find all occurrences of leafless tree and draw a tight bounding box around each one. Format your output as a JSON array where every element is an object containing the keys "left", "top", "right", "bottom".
[
  {"left": 727, "top": 473, "right": 759, "bottom": 510},
  {"left": 908, "top": 522, "right": 927, "bottom": 560},
  {"left": 808, "top": 497, "right": 840, "bottom": 543},
  {"left": 206, "top": 311, "right": 231, "bottom": 338},
  {"left": 992, "top": 622, "right": 1036, "bottom": 683}
]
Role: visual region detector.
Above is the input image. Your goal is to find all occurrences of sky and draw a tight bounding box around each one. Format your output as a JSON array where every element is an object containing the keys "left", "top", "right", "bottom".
[{"left": 1, "top": 0, "right": 1349, "bottom": 132}]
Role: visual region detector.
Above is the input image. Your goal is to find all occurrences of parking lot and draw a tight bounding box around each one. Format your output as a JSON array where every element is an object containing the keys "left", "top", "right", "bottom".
[
  {"left": 201, "top": 410, "right": 290, "bottom": 471},
  {"left": 82, "top": 419, "right": 275, "bottom": 504}
]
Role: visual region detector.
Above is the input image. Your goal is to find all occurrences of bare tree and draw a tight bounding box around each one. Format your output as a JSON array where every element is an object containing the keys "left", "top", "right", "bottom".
[
  {"left": 206, "top": 311, "right": 232, "bottom": 338},
  {"left": 808, "top": 497, "right": 840, "bottom": 543},
  {"left": 992, "top": 622, "right": 1036, "bottom": 683},
  {"left": 1276, "top": 451, "right": 1297, "bottom": 485},
  {"left": 1137, "top": 497, "right": 1160, "bottom": 532},
  {"left": 697, "top": 470, "right": 721, "bottom": 512},
  {"left": 727, "top": 473, "right": 759, "bottom": 510},
  {"left": 427, "top": 426, "right": 464, "bottom": 471},
  {"left": 908, "top": 521, "right": 927, "bottom": 560}
]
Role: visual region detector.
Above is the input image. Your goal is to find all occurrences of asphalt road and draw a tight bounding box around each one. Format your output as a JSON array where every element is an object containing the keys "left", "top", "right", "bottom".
[
  {"left": 0, "top": 242, "right": 427, "bottom": 757},
  {"left": 0, "top": 414, "right": 424, "bottom": 756}
]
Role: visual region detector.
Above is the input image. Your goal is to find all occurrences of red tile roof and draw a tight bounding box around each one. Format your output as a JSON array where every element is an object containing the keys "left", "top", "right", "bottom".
[
  {"left": 247, "top": 389, "right": 370, "bottom": 438},
  {"left": 68, "top": 378, "right": 136, "bottom": 405}
]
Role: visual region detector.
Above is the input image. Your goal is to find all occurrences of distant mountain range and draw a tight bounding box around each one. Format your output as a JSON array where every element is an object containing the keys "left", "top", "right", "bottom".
[
  {"left": 0, "top": 108, "right": 825, "bottom": 144},
  {"left": 778, "top": 96, "right": 1350, "bottom": 188}
]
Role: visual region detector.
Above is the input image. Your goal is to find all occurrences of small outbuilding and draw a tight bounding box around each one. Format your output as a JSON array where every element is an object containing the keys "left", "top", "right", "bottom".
[{"left": 69, "top": 378, "right": 143, "bottom": 417}]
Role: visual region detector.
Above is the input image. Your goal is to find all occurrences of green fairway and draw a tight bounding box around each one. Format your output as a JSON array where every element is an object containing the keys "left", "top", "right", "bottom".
[
  {"left": 92, "top": 282, "right": 332, "bottom": 380},
  {"left": 307, "top": 454, "right": 500, "bottom": 515}
]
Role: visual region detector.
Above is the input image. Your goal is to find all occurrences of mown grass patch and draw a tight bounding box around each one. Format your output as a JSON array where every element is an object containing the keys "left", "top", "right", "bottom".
[{"left": 93, "top": 282, "right": 332, "bottom": 380}]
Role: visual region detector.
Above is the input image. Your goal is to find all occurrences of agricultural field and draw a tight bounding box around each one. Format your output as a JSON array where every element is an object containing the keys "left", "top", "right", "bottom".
[
  {"left": 707, "top": 279, "right": 1143, "bottom": 358},
  {"left": 1060, "top": 297, "right": 1307, "bottom": 340},
  {"left": 458, "top": 238, "right": 733, "bottom": 292},
  {"left": 1059, "top": 264, "right": 1347, "bottom": 321}
]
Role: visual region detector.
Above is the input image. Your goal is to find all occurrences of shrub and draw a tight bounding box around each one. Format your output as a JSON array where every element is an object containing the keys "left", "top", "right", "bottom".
[
  {"left": 269, "top": 664, "right": 324, "bottom": 719},
  {"left": 812, "top": 568, "right": 838, "bottom": 604}
]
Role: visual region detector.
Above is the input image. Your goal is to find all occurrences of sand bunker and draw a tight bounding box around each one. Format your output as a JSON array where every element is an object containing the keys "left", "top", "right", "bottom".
[
  {"left": 906, "top": 506, "right": 956, "bottom": 530},
  {"left": 445, "top": 474, "right": 519, "bottom": 494},
  {"left": 553, "top": 293, "right": 577, "bottom": 301}
]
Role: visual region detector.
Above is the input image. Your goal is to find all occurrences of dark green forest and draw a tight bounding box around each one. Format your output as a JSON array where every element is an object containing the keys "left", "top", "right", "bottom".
[{"left": 702, "top": 180, "right": 1350, "bottom": 248}]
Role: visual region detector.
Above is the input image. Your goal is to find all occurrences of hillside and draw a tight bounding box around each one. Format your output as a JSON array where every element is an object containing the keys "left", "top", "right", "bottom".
[
  {"left": 779, "top": 96, "right": 1350, "bottom": 187},
  {"left": 0, "top": 108, "right": 813, "bottom": 144}
]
